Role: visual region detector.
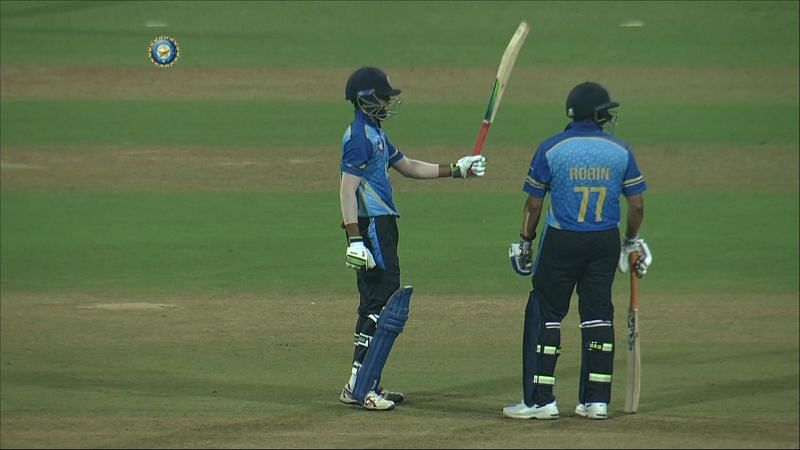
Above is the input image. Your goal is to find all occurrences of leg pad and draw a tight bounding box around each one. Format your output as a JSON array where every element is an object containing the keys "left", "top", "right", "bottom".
[
  {"left": 579, "top": 321, "right": 615, "bottom": 404},
  {"left": 352, "top": 286, "right": 413, "bottom": 401}
]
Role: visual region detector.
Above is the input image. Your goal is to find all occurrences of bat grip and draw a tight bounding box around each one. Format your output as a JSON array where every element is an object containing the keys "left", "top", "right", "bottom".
[
  {"left": 629, "top": 251, "right": 640, "bottom": 309},
  {"left": 472, "top": 120, "right": 490, "bottom": 156}
]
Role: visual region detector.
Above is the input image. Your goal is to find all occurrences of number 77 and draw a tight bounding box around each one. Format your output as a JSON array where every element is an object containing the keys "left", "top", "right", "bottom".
[{"left": 573, "top": 186, "right": 607, "bottom": 222}]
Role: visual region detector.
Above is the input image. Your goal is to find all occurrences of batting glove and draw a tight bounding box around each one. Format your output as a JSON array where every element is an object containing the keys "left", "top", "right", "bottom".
[
  {"left": 618, "top": 236, "right": 652, "bottom": 278},
  {"left": 451, "top": 155, "right": 487, "bottom": 178},
  {"left": 345, "top": 237, "right": 376, "bottom": 271},
  {"left": 509, "top": 233, "right": 535, "bottom": 276}
]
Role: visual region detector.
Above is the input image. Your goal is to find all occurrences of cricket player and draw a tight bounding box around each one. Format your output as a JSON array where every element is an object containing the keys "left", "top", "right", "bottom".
[
  {"left": 504, "top": 81, "right": 652, "bottom": 420},
  {"left": 338, "top": 67, "right": 487, "bottom": 411}
]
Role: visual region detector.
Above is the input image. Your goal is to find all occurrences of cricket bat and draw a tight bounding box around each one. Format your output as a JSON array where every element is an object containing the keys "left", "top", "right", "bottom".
[
  {"left": 624, "top": 251, "right": 641, "bottom": 413},
  {"left": 472, "top": 21, "right": 530, "bottom": 156}
]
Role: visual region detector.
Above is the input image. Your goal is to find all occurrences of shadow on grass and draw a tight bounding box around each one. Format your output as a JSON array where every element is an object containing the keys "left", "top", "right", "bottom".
[
  {"left": 4, "top": 360, "right": 797, "bottom": 418},
  {"left": 642, "top": 373, "right": 798, "bottom": 413},
  {"left": 1, "top": 368, "right": 331, "bottom": 409}
]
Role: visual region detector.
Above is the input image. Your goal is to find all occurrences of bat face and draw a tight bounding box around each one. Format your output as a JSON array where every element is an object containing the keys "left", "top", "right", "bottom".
[
  {"left": 472, "top": 21, "right": 529, "bottom": 156},
  {"left": 627, "top": 308, "right": 639, "bottom": 351},
  {"left": 489, "top": 21, "right": 529, "bottom": 123},
  {"left": 625, "top": 251, "right": 641, "bottom": 413},
  {"left": 496, "top": 22, "right": 529, "bottom": 84},
  {"left": 625, "top": 309, "right": 641, "bottom": 413}
]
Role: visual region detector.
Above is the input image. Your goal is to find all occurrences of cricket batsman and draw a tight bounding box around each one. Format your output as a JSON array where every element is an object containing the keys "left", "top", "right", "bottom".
[
  {"left": 504, "top": 81, "right": 651, "bottom": 420},
  {"left": 338, "top": 67, "right": 487, "bottom": 411}
]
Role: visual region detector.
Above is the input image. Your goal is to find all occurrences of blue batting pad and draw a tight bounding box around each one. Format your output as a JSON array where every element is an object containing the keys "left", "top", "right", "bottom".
[{"left": 352, "top": 286, "right": 413, "bottom": 402}]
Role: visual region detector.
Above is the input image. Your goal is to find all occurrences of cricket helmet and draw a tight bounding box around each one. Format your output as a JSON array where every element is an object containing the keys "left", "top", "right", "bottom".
[
  {"left": 345, "top": 66, "right": 402, "bottom": 121},
  {"left": 566, "top": 81, "right": 619, "bottom": 125}
]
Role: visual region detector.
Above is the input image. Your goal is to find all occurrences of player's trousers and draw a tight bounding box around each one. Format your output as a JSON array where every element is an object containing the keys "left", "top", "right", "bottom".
[
  {"left": 351, "top": 215, "right": 400, "bottom": 366},
  {"left": 523, "top": 226, "right": 620, "bottom": 406}
]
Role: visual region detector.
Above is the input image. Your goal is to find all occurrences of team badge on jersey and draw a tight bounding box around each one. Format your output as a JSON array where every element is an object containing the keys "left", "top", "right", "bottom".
[{"left": 148, "top": 36, "right": 180, "bottom": 67}]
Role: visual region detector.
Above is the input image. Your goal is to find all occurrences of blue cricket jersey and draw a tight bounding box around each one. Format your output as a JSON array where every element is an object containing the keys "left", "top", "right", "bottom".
[
  {"left": 523, "top": 120, "right": 647, "bottom": 232},
  {"left": 340, "top": 110, "right": 405, "bottom": 218}
]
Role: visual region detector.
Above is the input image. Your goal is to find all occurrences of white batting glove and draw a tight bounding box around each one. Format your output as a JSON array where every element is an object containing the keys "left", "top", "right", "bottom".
[
  {"left": 452, "top": 155, "right": 487, "bottom": 178},
  {"left": 509, "top": 234, "right": 535, "bottom": 276},
  {"left": 345, "top": 238, "right": 376, "bottom": 271},
  {"left": 618, "top": 236, "right": 652, "bottom": 278}
]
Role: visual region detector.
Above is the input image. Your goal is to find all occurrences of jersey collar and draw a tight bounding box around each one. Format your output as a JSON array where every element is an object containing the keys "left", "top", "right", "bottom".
[
  {"left": 564, "top": 119, "right": 602, "bottom": 132},
  {"left": 355, "top": 109, "right": 382, "bottom": 129}
]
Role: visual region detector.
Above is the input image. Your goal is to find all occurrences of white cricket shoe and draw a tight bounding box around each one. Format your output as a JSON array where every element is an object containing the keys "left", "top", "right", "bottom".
[
  {"left": 361, "top": 390, "right": 395, "bottom": 411},
  {"left": 339, "top": 384, "right": 359, "bottom": 405},
  {"left": 575, "top": 402, "right": 608, "bottom": 419},
  {"left": 502, "top": 400, "right": 560, "bottom": 420},
  {"left": 340, "top": 384, "right": 405, "bottom": 405}
]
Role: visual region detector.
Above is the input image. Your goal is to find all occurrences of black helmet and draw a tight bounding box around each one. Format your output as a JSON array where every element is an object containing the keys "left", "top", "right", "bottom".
[
  {"left": 345, "top": 67, "right": 402, "bottom": 121},
  {"left": 345, "top": 67, "right": 401, "bottom": 102},
  {"left": 566, "top": 81, "right": 619, "bottom": 124}
]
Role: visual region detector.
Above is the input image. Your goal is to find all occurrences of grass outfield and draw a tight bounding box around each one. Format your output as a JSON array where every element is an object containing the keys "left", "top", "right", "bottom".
[{"left": 1, "top": 1, "right": 798, "bottom": 448}]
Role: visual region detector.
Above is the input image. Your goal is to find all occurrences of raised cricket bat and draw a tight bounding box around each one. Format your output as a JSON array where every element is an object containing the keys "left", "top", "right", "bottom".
[
  {"left": 472, "top": 21, "right": 530, "bottom": 156},
  {"left": 625, "top": 251, "right": 641, "bottom": 413}
]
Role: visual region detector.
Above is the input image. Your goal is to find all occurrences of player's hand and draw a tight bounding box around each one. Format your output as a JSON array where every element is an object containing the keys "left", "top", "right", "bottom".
[
  {"left": 345, "top": 237, "right": 376, "bottom": 271},
  {"left": 618, "top": 236, "right": 652, "bottom": 278},
  {"left": 452, "top": 155, "right": 487, "bottom": 178},
  {"left": 509, "top": 233, "right": 535, "bottom": 276}
]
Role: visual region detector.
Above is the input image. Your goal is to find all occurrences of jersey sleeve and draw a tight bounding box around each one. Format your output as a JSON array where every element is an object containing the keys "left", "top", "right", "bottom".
[
  {"left": 523, "top": 145, "right": 551, "bottom": 198},
  {"left": 622, "top": 150, "right": 648, "bottom": 196},
  {"left": 386, "top": 137, "right": 405, "bottom": 165},
  {"left": 341, "top": 129, "right": 371, "bottom": 177}
]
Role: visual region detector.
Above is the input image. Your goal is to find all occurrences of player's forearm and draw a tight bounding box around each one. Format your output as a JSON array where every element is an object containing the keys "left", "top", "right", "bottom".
[
  {"left": 394, "top": 158, "right": 451, "bottom": 179},
  {"left": 521, "top": 196, "right": 544, "bottom": 239},
  {"left": 340, "top": 189, "right": 359, "bottom": 231},
  {"left": 343, "top": 222, "right": 360, "bottom": 239},
  {"left": 406, "top": 159, "right": 448, "bottom": 178},
  {"left": 340, "top": 175, "right": 361, "bottom": 238},
  {"left": 625, "top": 194, "right": 644, "bottom": 239},
  {"left": 438, "top": 164, "right": 453, "bottom": 178}
]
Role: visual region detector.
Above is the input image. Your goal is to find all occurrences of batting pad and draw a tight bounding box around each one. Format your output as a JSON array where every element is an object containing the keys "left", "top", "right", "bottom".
[{"left": 352, "top": 286, "right": 413, "bottom": 402}]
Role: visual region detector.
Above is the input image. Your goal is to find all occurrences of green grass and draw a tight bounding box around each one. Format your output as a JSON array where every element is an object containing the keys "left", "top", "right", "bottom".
[
  {"left": 2, "top": 101, "right": 798, "bottom": 147},
  {"left": 1, "top": 1, "right": 797, "bottom": 67},
  {"left": 2, "top": 191, "right": 797, "bottom": 296}
]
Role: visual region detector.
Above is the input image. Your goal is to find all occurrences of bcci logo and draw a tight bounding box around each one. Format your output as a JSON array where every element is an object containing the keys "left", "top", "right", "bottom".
[{"left": 148, "top": 36, "right": 180, "bottom": 67}]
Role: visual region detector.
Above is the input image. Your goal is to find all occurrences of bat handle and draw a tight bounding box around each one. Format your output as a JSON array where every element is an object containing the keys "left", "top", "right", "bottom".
[
  {"left": 629, "top": 251, "right": 640, "bottom": 309},
  {"left": 472, "top": 120, "right": 490, "bottom": 156}
]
